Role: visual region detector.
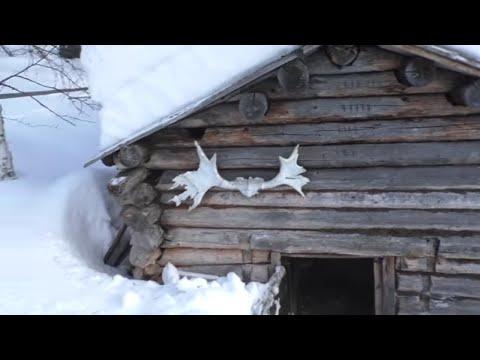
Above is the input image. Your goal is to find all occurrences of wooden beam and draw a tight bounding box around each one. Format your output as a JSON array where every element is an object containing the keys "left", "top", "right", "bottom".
[
  {"left": 145, "top": 141, "right": 480, "bottom": 170},
  {"left": 227, "top": 70, "right": 460, "bottom": 101},
  {"left": 449, "top": 79, "right": 480, "bottom": 107},
  {"left": 116, "top": 144, "right": 150, "bottom": 169},
  {"left": 150, "top": 116, "right": 480, "bottom": 148},
  {"left": 325, "top": 45, "right": 360, "bottom": 67},
  {"left": 163, "top": 228, "right": 480, "bottom": 259},
  {"left": 175, "top": 94, "right": 480, "bottom": 128},
  {"left": 238, "top": 92, "right": 269, "bottom": 121},
  {"left": 157, "top": 165, "right": 480, "bottom": 192},
  {"left": 398, "top": 257, "right": 480, "bottom": 275},
  {"left": 381, "top": 257, "right": 396, "bottom": 315},
  {"left": 160, "top": 190, "right": 480, "bottom": 210},
  {"left": 308, "top": 46, "right": 405, "bottom": 75},
  {"left": 277, "top": 59, "right": 309, "bottom": 90},
  {"left": 380, "top": 45, "right": 480, "bottom": 79},
  {"left": 161, "top": 207, "right": 480, "bottom": 232},
  {"left": 107, "top": 167, "right": 150, "bottom": 197},
  {"left": 158, "top": 248, "right": 270, "bottom": 267}
]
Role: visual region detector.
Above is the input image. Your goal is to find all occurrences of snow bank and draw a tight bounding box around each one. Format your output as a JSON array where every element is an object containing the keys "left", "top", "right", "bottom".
[
  {"left": 81, "top": 45, "right": 300, "bottom": 150},
  {"left": 0, "top": 52, "right": 268, "bottom": 315}
]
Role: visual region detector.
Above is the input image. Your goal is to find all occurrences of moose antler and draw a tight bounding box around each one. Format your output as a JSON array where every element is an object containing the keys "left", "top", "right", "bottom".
[{"left": 169, "top": 141, "right": 310, "bottom": 211}]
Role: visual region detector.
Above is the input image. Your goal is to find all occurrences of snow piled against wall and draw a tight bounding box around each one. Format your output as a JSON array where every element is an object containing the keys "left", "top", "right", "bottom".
[{"left": 81, "top": 45, "right": 300, "bottom": 150}]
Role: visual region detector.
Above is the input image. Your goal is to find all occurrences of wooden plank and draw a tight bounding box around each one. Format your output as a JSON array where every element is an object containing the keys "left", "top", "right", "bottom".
[
  {"left": 398, "top": 273, "right": 480, "bottom": 300},
  {"left": 175, "top": 94, "right": 480, "bottom": 129},
  {"left": 431, "top": 276, "right": 480, "bottom": 299},
  {"left": 439, "top": 237, "right": 480, "bottom": 260},
  {"left": 150, "top": 116, "right": 480, "bottom": 148},
  {"left": 157, "top": 248, "right": 270, "bottom": 267},
  {"left": 374, "top": 258, "right": 383, "bottom": 315},
  {"left": 229, "top": 70, "right": 460, "bottom": 101},
  {"left": 398, "top": 295, "right": 480, "bottom": 315},
  {"left": 382, "top": 257, "right": 396, "bottom": 315},
  {"left": 306, "top": 46, "right": 405, "bottom": 75},
  {"left": 166, "top": 264, "right": 270, "bottom": 283},
  {"left": 161, "top": 207, "right": 480, "bottom": 232},
  {"left": 428, "top": 298, "right": 480, "bottom": 315},
  {"left": 398, "top": 257, "right": 480, "bottom": 275},
  {"left": 156, "top": 166, "right": 480, "bottom": 192},
  {"left": 160, "top": 190, "right": 480, "bottom": 210},
  {"left": 145, "top": 141, "right": 480, "bottom": 170},
  {"left": 163, "top": 228, "right": 465, "bottom": 258},
  {"left": 397, "top": 273, "right": 424, "bottom": 293},
  {"left": 380, "top": 45, "right": 480, "bottom": 79}
]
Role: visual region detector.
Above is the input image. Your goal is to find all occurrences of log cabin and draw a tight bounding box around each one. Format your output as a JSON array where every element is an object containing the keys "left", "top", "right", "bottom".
[{"left": 84, "top": 45, "right": 480, "bottom": 315}]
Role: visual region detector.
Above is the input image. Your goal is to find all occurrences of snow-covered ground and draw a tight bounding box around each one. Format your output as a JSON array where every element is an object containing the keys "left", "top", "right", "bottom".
[{"left": 0, "top": 48, "right": 266, "bottom": 315}]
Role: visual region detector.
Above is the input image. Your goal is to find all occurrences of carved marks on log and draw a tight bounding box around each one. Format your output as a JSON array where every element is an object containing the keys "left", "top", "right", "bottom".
[{"left": 175, "top": 94, "right": 480, "bottom": 128}]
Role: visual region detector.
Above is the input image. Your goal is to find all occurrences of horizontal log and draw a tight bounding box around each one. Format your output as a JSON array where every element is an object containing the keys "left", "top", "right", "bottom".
[
  {"left": 232, "top": 70, "right": 460, "bottom": 101},
  {"left": 121, "top": 182, "right": 157, "bottom": 207},
  {"left": 175, "top": 94, "right": 480, "bottom": 128},
  {"left": 120, "top": 204, "right": 162, "bottom": 232},
  {"left": 164, "top": 228, "right": 438, "bottom": 257},
  {"left": 151, "top": 116, "right": 480, "bottom": 148},
  {"left": 160, "top": 190, "right": 480, "bottom": 210},
  {"left": 130, "top": 224, "right": 165, "bottom": 250},
  {"left": 161, "top": 207, "right": 480, "bottom": 232},
  {"left": 145, "top": 141, "right": 480, "bottom": 170},
  {"left": 107, "top": 167, "right": 150, "bottom": 197},
  {"left": 156, "top": 166, "right": 480, "bottom": 192},
  {"left": 129, "top": 246, "right": 162, "bottom": 268},
  {"left": 399, "top": 296, "right": 480, "bottom": 315},
  {"left": 160, "top": 264, "right": 270, "bottom": 283},
  {"left": 398, "top": 273, "right": 480, "bottom": 300},
  {"left": 158, "top": 248, "right": 270, "bottom": 267},
  {"left": 117, "top": 144, "right": 150, "bottom": 169},
  {"left": 398, "top": 257, "right": 480, "bottom": 275},
  {"left": 306, "top": 46, "right": 405, "bottom": 75}
]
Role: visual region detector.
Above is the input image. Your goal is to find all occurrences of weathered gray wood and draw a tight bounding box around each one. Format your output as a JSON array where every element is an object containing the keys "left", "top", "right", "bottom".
[
  {"left": 428, "top": 298, "right": 480, "bottom": 315},
  {"left": 449, "top": 79, "right": 480, "bottom": 107},
  {"left": 308, "top": 46, "right": 405, "bottom": 75},
  {"left": 146, "top": 141, "right": 480, "bottom": 170},
  {"left": 107, "top": 167, "right": 150, "bottom": 197},
  {"left": 151, "top": 116, "right": 480, "bottom": 148},
  {"left": 398, "top": 257, "right": 480, "bottom": 275},
  {"left": 396, "top": 57, "right": 436, "bottom": 87},
  {"left": 325, "top": 45, "right": 360, "bottom": 67},
  {"left": 397, "top": 273, "right": 424, "bottom": 293},
  {"left": 176, "top": 94, "right": 480, "bottom": 128},
  {"left": 431, "top": 276, "right": 480, "bottom": 299},
  {"left": 120, "top": 204, "right": 162, "bottom": 232},
  {"left": 160, "top": 190, "right": 480, "bottom": 210},
  {"left": 161, "top": 207, "right": 480, "bottom": 232},
  {"left": 382, "top": 257, "right": 396, "bottom": 315},
  {"left": 162, "top": 264, "right": 271, "bottom": 282},
  {"left": 117, "top": 144, "right": 150, "bottom": 169},
  {"left": 397, "top": 296, "right": 427, "bottom": 315},
  {"left": 374, "top": 259, "right": 383, "bottom": 315},
  {"left": 130, "top": 224, "right": 165, "bottom": 250},
  {"left": 238, "top": 92, "right": 269, "bottom": 121},
  {"left": 398, "top": 273, "right": 480, "bottom": 300},
  {"left": 277, "top": 59, "right": 309, "bottom": 90},
  {"left": 228, "top": 70, "right": 459, "bottom": 101},
  {"left": 163, "top": 228, "right": 480, "bottom": 258},
  {"left": 129, "top": 246, "right": 162, "bottom": 268},
  {"left": 121, "top": 182, "right": 157, "bottom": 207},
  {"left": 158, "top": 248, "right": 270, "bottom": 267},
  {"left": 157, "top": 166, "right": 480, "bottom": 192},
  {"left": 380, "top": 45, "right": 480, "bottom": 79}
]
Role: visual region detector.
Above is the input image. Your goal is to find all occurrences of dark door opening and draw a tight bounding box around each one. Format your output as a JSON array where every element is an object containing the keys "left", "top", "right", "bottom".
[{"left": 279, "top": 257, "right": 375, "bottom": 315}]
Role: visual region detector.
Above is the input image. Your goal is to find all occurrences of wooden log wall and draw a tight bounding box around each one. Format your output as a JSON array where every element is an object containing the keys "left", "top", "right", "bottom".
[{"left": 106, "top": 45, "right": 480, "bottom": 313}]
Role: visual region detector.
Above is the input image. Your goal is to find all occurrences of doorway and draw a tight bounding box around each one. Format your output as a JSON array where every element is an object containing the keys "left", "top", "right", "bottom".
[{"left": 279, "top": 257, "right": 376, "bottom": 315}]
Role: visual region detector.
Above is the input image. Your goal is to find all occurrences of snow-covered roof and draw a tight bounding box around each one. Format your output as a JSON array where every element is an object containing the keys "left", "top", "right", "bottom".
[
  {"left": 82, "top": 45, "right": 480, "bottom": 167},
  {"left": 81, "top": 45, "right": 304, "bottom": 166}
]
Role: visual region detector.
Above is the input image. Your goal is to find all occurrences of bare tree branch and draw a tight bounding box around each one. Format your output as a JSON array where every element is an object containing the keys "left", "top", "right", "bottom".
[{"left": 0, "top": 88, "right": 88, "bottom": 100}]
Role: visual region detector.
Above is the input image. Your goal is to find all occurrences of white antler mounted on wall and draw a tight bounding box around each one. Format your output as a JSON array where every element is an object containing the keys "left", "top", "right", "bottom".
[{"left": 169, "top": 141, "right": 310, "bottom": 210}]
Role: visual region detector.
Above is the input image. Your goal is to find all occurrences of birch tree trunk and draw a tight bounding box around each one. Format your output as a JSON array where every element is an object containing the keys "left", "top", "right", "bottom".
[{"left": 0, "top": 106, "right": 16, "bottom": 181}]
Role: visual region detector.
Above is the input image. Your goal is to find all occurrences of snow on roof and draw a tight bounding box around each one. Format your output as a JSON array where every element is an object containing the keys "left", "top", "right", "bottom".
[{"left": 81, "top": 45, "right": 302, "bottom": 166}]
